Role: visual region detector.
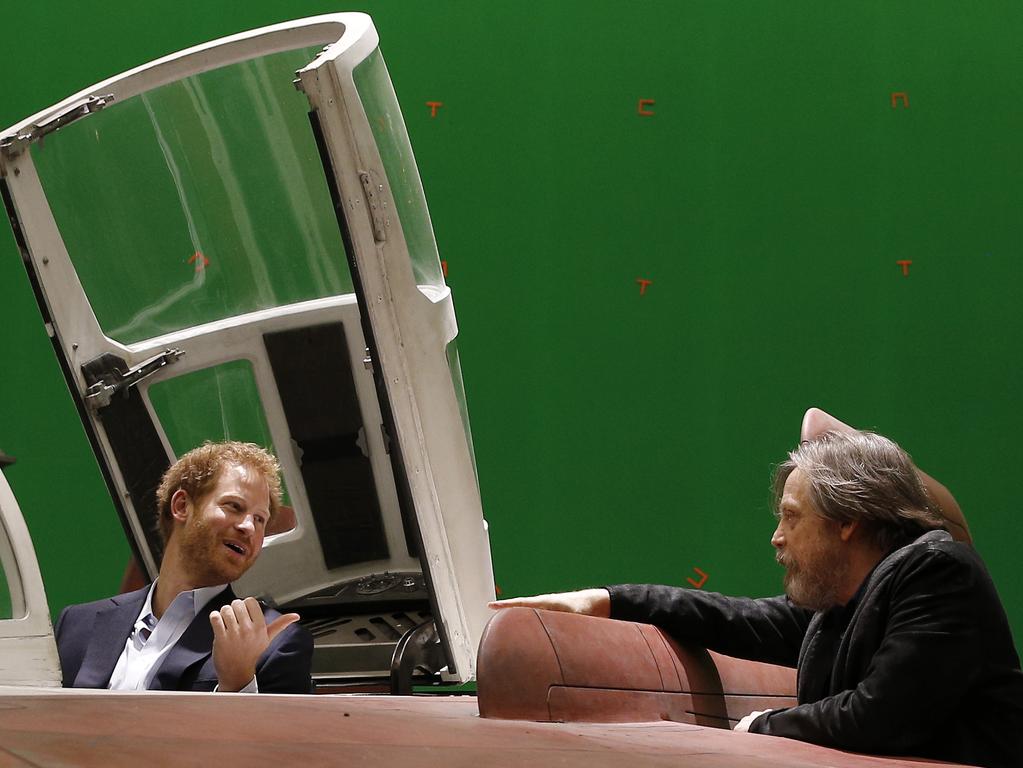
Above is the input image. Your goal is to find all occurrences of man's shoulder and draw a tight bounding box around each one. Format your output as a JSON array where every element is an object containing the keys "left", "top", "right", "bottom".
[
  {"left": 874, "top": 530, "right": 992, "bottom": 599},
  {"left": 60, "top": 586, "right": 151, "bottom": 617},
  {"left": 55, "top": 586, "right": 151, "bottom": 647},
  {"left": 882, "top": 530, "right": 975, "bottom": 569},
  {"left": 899, "top": 531, "right": 982, "bottom": 569}
]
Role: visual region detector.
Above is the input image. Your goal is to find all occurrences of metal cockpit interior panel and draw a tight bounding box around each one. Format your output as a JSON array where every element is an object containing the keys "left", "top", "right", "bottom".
[{"left": 0, "top": 13, "right": 494, "bottom": 687}]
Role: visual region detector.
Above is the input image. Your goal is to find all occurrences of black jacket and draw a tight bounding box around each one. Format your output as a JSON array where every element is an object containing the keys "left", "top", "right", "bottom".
[{"left": 608, "top": 531, "right": 1023, "bottom": 767}]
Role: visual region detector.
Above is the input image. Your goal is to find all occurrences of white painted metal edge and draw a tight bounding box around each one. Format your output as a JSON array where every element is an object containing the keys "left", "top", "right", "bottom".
[
  {"left": 0, "top": 471, "right": 61, "bottom": 686},
  {"left": 298, "top": 28, "right": 495, "bottom": 682}
]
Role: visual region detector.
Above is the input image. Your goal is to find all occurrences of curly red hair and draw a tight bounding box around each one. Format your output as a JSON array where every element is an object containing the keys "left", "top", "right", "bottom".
[{"left": 155, "top": 441, "right": 282, "bottom": 544}]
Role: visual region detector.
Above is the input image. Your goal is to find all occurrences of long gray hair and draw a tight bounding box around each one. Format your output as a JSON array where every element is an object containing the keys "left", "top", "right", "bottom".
[{"left": 773, "top": 430, "right": 946, "bottom": 552}]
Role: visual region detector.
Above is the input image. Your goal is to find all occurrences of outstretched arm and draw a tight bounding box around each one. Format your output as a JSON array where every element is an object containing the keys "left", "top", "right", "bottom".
[
  {"left": 607, "top": 584, "right": 810, "bottom": 667},
  {"left": 493, "top": 585, "right": 810, "bottom": 668}
]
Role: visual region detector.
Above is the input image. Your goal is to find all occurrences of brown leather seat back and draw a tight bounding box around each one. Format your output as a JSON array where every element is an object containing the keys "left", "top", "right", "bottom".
[{"left": 477, "top": 607, "right": 796, "bottom": 726}]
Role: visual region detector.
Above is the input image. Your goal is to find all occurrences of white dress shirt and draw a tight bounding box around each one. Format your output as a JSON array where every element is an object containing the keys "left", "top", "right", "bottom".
[{"left": 107, "top": 581, "right": 257, "bottom": 692}]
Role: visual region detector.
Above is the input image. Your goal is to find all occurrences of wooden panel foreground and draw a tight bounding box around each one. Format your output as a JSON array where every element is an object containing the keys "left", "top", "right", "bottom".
[{"left": 0, "top": 687, "right": 969, "bottom": 767}]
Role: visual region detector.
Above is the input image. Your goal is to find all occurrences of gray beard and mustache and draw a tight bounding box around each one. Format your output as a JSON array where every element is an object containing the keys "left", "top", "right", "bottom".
[{"left": 777, "top": 542, "right": 848, "bottom": 612}]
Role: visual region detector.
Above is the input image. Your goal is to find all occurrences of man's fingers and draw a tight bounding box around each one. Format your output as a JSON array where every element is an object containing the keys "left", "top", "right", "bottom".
[
  {"left": 266, "top": 613, "right": 301, "bottom": 643},
  {"left": 210, "top": 600, "right": 297, "bottom": 693},
  {"left": 488, "top": 589, "right": 610, "bottom": 618},
  {"left": 215, "top": 605, "right": 239, "bottom": 634},
  {"left": 734, "top": 710, "right": 770, "bottom": 732},
  {"left": 215, "top": 601, "right": 248, "bottom": 633},
  {"left": 488, "top": 599, "right": 562, "bottom": 611},
  {"left": 231, "top": 598, "right": 255, "bottom": 629},
  {"left": 243, "top": 596, "right": 264, "bottom": 624},
  {"left": 488, "top": 599, "right": 528, "bottom": 609},
  {"left": 210, "top": 610, "right": 226, "bottom": 640},
  {"left": 489, "top": 594, "right": 566, "bottom": 611}
]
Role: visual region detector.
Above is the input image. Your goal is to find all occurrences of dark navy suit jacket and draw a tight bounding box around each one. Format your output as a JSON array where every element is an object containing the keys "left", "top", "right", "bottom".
[{"left": 54, "top": 585, "right": 313, "bottom": 693}]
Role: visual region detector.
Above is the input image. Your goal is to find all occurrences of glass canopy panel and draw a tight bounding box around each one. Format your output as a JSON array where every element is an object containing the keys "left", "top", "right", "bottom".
[
  {"left": 146, "top": 360, "right": 290, "bottom": 505},
  {"left": 353, "top": 48, "right": 445, "bottom": 293},
  {"left": 30, "top": 46, "right": 353, "bottom": 345}
]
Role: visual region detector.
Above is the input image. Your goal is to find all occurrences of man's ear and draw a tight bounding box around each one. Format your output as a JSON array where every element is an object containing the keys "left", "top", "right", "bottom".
[
  {"left": 170, "top": 489, "right": 191, "bottom": 523},
  {"left": 839, "top": 519, "right": 859, "bottom": 542}
]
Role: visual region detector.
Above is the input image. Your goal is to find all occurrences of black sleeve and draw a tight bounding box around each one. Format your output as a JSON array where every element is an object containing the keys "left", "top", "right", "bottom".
[
  {"left": 748, "top": 550, "right": 985, "bottom": 752},
  {"left": 608, "top": 584, "right": 810, "bottom": 667},
  {"left": 254, "top": 621, "right": 315, "bottom": 694}
]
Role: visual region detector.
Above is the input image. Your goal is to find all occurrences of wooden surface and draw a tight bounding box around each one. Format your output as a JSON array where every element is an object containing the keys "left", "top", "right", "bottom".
[{"left": 0, "top": 687, "right": 971, "bottom": 767}]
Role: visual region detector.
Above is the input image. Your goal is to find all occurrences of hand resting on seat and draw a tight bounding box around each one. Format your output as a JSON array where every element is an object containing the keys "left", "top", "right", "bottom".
[{"left": 489, "top": 588, "right": 611, "bottom": 617}]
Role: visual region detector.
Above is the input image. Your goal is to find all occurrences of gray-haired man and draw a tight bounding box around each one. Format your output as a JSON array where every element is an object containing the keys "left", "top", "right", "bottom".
[{"left": 492, "top": 431, "right": 1023, "bottom": 768}]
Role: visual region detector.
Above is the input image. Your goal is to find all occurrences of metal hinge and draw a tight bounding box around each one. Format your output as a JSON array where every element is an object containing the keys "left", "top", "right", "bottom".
[
  {"left": 84, "top": 348, "right": 183, "bottom": 410},
  {"left": 1, "top": 94, "right": 115, "bottom": 157},
  {"left": 358, "top": 169, "right": 388, "bottom": 243}
]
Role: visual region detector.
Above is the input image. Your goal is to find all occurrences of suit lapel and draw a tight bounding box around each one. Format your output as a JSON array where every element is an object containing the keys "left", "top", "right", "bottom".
[
  {"left": 150, "top": 586, "right": 235, "bottom": 691},
  {"left": 74, "top": 586, "right": 150, "bottom": 689}
]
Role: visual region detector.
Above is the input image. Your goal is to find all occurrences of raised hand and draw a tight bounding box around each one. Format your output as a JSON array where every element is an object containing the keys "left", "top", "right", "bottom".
[{"left": 210, "top": 597, "right": 300, "bottom": 692}]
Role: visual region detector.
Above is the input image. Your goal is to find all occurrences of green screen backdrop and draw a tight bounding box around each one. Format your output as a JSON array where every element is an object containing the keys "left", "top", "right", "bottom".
[{"left": 2, "top": 1, "right": 1021, "bottom": 653}]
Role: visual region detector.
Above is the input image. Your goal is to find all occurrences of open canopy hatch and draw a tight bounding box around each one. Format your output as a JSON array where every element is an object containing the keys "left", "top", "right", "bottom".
[{"left": 0, "top": 13, "right": 494, "bottom": 686}]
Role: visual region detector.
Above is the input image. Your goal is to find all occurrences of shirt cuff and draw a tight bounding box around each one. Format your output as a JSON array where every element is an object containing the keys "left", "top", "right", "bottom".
[
  {"left": 604, "top": 585, "right": 622, "bottom": 619},
  {"left": 747, "top": 710, "right": 772, "bottom": 733},
  {"left": 214, "top": 676, "right": 259, "bottom": 693}
]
